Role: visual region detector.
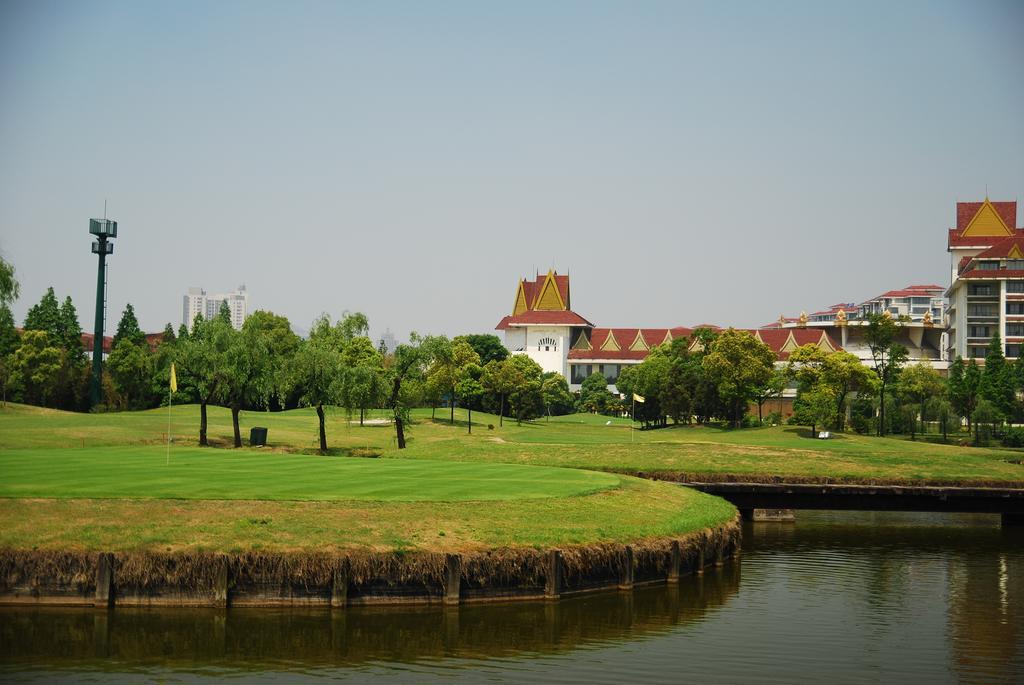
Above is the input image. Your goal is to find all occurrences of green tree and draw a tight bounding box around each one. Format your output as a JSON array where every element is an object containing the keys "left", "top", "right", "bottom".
[
  {"left": 57, "top": 297, "right": 84, "bottom": 360},
  {"left": 456, "top": 363, "right": 485, "bottom": 433},
  {"left": 0, "top": 256, "right": 19, "bottom": 307},
  {"left": 541, "top": 373, "right": 576, "bottom": 417},
  {"left": 482, "top": 358, "right": 522, "bottom": 427},
  {"left": 948, "top": 357, "right": 980, "bottom": 431},
  {"left": 426, "top": 338, "right": 481, "bottom": 424},
  {"left": 978, "top": 334, "right": 1015, "bottom": 419},
  {"left": 244, "top": 310, "right": 301, "bottom": 409},
  {"left": 792, "top": 384, "right": 837, "bottom": 438},
  {"left": 926, "top": 396, "right": 955, "bottom": 443},
  {"left": 863, "top": 313, "right": 909, "bottom": 436},
  {"left": 703, "top": 328, "right": 775, "bottom": 428},
  {"left": 753, "top": 368, "right": 787, "bottom": 426},
  {"left": 457, "top": 334, "right": 509, "bottom": 365},
  {"left": 9, "top": 330, "right": 63, "bottom": 407},
  {"left": 385, "top": 333, "right": 440, "bottom": 449},
  {"left": 896, "top": 363, "right": 945, "bottom": 438},
  {"left": 178, "top": 314, "right": 233, "bottom": 446},
  {"left": 107, "top": 338, "right": 155, "bottom": 409},
  {"left": 24, "top": 287, "right": 62, "bottom": 340},
  {"left": 579, "top": 371, "right": 614, "bottom": 415},
  {"left": 507, "top": 355, "right": 545, "bottom": 423},
  {"left": 971, "top": 398, "right": 1001, "bottom": 446},
  {"left": 0, "top": 305, "right": 18, "bottom": 358},
  {"left": 341, "top": 336, "right": 385, "bottom": 425},
  {"left": 112, "top": 303, "right": 146, "bottom": 349},
  {"left": 221, "top": 318, "right": 276, "bottom": 447},
  {"left": 287, "top": 314, "right": 351, "bottom": 454}
]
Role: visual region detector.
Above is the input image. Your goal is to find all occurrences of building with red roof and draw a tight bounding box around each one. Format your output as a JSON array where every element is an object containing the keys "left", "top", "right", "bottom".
[
  {"left": 497, "top": 271, "right": 850, "bottom": 391},
  {"left": 945, "top": 198, "right": 1023, "bottom": 360}
]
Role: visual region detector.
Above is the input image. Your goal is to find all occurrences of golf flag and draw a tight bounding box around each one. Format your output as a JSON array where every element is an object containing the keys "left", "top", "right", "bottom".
[
  {"left": 633, "top": 393, "right": 645, "bottom": 403},
  {"left": 170, "top": 363, "right": 178, "bottom": 393}
]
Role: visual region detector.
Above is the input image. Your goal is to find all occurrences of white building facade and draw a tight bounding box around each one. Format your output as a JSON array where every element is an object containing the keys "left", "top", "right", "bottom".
[{"left": 182, "top": 285, "right": 250, "bottom": 330}]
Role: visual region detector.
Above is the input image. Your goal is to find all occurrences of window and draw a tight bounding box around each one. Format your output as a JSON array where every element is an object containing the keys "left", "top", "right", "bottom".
[
  {"left": 978, "top": 261, "right": 1001, "bottom": 270},
  {"left": 1008, "top": 323, "right": 1024, "bottom": 337},
  {"left": 968, "top": 303, "right": 998, "bottom": 316},
  {"left": 570, "top": 364, "right": 590, "bottom": 384},
  {"left": 969, "top": 284, "right": 994, "bottom": 296},
  {"left": 968, "top": 346, "right": 989, "bottom": 359},
  {"left": 1008, "top": 260, "right": 1024, "bottom": 270},
  {"left": 1008, "top": 344, "right": 1022, "bottom": 358},
  {"left": 537, "top": 337, "right": 557, "bottom": 352},
  {"left": 1008, "top": 302, "right": 1024, "bottom": 316},
  {"left": 968, "top": 325, "right": 990, "bottom": 338},
  {"left": 603, "top": 364, "right": 619, "bottom": 384},
  {"left": 1009, "top": 281, "right": 1024, "bottom": 294}
]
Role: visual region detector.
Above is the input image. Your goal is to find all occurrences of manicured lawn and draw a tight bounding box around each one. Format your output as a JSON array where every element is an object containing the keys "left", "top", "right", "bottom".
[
  {"left": 1, "top": 402, "right": 1022, "bottom": 486},
  {"left": 0, "top": 446, "right": 619, "bottom": 501}
]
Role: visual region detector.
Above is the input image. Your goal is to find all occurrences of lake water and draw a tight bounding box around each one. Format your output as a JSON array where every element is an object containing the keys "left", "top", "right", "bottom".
[{"left": 2, "top": 511, "right": 1021, "bottom": 684}]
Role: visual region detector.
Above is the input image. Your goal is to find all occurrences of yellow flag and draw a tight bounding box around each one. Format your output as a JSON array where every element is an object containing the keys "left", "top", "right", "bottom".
[
  {"left": 633, "top": 393, "right": 645, "bottom": 403},
  {"left": 170, "top": 363, "right": 178, "bottom": 393}
]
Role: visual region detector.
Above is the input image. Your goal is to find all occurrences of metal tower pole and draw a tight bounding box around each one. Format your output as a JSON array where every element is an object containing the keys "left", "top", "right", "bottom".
[{"left": 90, "top": 235, "right": 108, "bottom": 407}]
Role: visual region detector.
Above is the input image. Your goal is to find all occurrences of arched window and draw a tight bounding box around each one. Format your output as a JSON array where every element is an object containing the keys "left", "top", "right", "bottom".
[{"left": 538, "top": 336, "right": 557, "bottom": 352}]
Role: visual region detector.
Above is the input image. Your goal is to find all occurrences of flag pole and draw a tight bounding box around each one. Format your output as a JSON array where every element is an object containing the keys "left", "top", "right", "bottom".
[
  {"left": 631, "top": 395, "right": 634, "bottom": 443},
  {"left": 166, "top": 387, "right": 171, "bottom": 466}
]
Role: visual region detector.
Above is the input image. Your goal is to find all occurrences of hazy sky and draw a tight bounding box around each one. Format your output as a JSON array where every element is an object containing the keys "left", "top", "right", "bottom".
[{"left": 1, "top": 1, "right": 1022, "bottom": 342}]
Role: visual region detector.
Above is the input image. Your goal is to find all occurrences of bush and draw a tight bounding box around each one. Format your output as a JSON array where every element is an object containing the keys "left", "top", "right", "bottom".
[
  {"left": 1002, "top": 427, "right": 1024, "bottom": 448},
  {"left": 764, "top": 411, "right": 782, "bottom": 427}
]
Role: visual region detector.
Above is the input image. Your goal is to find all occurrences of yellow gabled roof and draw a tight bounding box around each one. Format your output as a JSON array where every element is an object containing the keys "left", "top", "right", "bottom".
[
  {"left": 962, "top": 198, "right": 1014, "bottom": 238},
  {"left": 600, "top": 331, "right": 621, "bottom": 352},
  {"left": 629, "top": 330, "right": 648, "bottom": 352},
  {"left": 532, "top": 270, "right": 567, "bottom": 311}
]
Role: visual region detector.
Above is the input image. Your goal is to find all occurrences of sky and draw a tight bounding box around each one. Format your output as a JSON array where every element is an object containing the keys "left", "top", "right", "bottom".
[{"left": 1, "top": 0, "right": 1022, "bottom": 343}]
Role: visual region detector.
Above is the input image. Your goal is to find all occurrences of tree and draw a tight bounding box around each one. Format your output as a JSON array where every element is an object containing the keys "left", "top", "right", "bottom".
[
  {"left": 221, "top": 320, "right": 274, "bottom": 447},
  {"left": 426, "top": 338, "right": 481, "bottom": 425},
  {"left": 0, "top": 305, "right": 18, "bottom": 359},
  {"left": 948, "top": 357, "right": 980, "bottom": 431},
  {"left": 482, "top": 358, "right": 522, "bottom": 427},
  {"left": 456, "top": 363, "right": 485, "bottom": 432},
  {"left": 926, "top": 396, "right": 955, "bottom": 443},
  {"left": 978, "top": 334, "right": 1015, "bottom": 419},
  {"left": 507, "top": 355, "right": 544, "bottom": 423},
  {"left": 457, "top": 334, "right": 508, "bottom": 365},
  {"left": 579, "top": 371, "right": 614, "bottom": 415},
  {"left": 971, "top": 398, "right": 1001, "bottom": 446},
  {"left": 112, "top": 303, "right": 145, "bottom": 349},
  {"left": 107, "top": 338, "right": 155, "bottom": 409},
  {"left": 178, "top": 314, "right": 234, "bottom": 446},
  {"left": 753, "top": 368, "right": 787, "bottom": 426},
  {"left": 0, "top": 256, "right": 19, "bottom": 307},
  {"left": 24, "top": 288, "right": 62, "bottom": 340},
  {"left": 8, "top": 330, "right": 63, "bottom": 407},
  {"left": 792, "top": 384, "right": 837, "bottom": 438},
  {"left": 244, "top": 310, "right": 301, "bottom": 409},
  {"left": 286, "top": 314, "right": 358, "bottom": 454},
  {"left": 341, "top": 336, "right": 385, "bottom": 425},
  {"left": 541, "top": 373, "right": 576, "bottom": 417},
  {"left": 896, "top": 363, "right": 945, "bottom": 437},
  {"left": 703, "top": 328, "right": 775, "bottom": 428},
  {"left": 863, "top": 313, "right": 909, "bottom": 436},
  {"left": 57, "top": 297, "right": 84, "bottom": 360},
  {"left": 385, "top": 333, "right": 439, "bottom": 448}
]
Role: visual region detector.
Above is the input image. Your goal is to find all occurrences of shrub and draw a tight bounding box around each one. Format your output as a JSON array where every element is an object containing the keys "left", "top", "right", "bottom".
[{"left": 1002, "top": 427, "right": 1024, "bottom": 448}]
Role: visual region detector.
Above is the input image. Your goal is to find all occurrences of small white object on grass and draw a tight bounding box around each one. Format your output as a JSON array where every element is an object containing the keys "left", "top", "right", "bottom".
[{"left": 606, "top": 420, "right": 612, "bottom": 425}]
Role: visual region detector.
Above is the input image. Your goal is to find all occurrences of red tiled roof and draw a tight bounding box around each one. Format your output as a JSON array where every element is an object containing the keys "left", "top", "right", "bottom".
[
  {"left": 956, "top": 201, "right": 1017, "bottom": 232},
  {"left": 81, "top": 333, "right": 113, "bottom": 354},
  {"left": 496, "top": 310, "right": 594, "bottom": 329},
  {"left": 568, "top": 327, "right": 693, "bottom": 361},
  {"left": 974, "top": 237, "right": 1024, "bottom": 259},
  {"left": 948, "top": 228, "right": 1024, "bottom": 249},
  {"left": 958, "top": 269, "right": 1024, "bottom": 281},
  {"left": 754, "top": 328, "right": 843, "bottom": 361},
  {"left": 518, "top": 273, "right": 570, "bottom": 311}
]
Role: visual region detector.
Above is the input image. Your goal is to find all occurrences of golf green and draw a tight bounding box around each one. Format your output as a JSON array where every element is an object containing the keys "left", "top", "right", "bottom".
[{"left": 0, "top": 446, "right": 621, "bottom": 502}]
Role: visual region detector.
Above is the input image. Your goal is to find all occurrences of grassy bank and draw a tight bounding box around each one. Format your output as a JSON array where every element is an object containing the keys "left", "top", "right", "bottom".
[{"left": 2, "top": 402, "right": 1022, "bottom": 486}]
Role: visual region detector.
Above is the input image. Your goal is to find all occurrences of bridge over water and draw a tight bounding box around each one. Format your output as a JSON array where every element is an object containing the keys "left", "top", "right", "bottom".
[{"left": 685, "top": 482, "right": 1024, "bottom": 525}]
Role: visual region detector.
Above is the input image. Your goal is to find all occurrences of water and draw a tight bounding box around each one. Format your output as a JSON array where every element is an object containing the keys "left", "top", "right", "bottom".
[{"left": 1, "top": 511, "right": 1021, "bottom": 683}]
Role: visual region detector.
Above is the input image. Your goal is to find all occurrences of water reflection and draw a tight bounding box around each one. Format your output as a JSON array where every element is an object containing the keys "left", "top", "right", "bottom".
[
  {"left": 2, "top": 512, "right": 1022, "bottom": 684},
  {"left": 0, "top": 562, "right": 740, "bottom": 674}
]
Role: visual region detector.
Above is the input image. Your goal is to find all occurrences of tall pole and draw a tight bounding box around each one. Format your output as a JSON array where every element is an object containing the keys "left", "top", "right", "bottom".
[{"left": 90, "top": 235, "right": 108, "bottom": 407}]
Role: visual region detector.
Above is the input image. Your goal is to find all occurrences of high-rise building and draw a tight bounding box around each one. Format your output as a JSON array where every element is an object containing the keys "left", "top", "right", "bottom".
[
  {"left": 946, "top": 198, "right": 1023, "bottom": 360},
  {"left": 378, "top": 328, "right": 397, "bottom": 355},
  {"left": 182, "top": 285, "right": 249, "bottom": 330}
]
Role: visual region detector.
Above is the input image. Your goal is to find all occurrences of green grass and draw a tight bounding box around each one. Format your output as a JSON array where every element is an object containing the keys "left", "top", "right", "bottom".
[
  {"left": 1, "top": 402, "right": 1021, "bottom": 486},
  {"left": 0, "top": 446, "right": 619, "bottom": 502}
]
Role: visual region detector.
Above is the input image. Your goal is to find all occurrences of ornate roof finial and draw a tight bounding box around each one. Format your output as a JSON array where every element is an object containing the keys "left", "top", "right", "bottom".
[
  {"left": 923, "top": 310, "right": 934, "bottom": 327},
  {"left": 778, "top": 314, "right": 787, "bottom": 327},
  {"left": 883, "top": 310, "right": 893, "bottom": 320},
  {"left": 836, "top": 309, "right": 847, "bottom": 326},
  {"left": 798, "top": 311, "right": 808, "bottom": 328}
]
